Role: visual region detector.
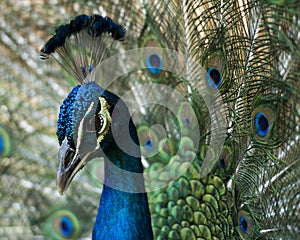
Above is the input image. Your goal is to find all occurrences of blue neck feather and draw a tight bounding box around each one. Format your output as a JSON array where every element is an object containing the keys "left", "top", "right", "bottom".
[
  {"left": 93, "top": 186, "right": 153, "bottom": 239},
  {"left": 92, "top": 119, "right": 153, "bottom": 239}
]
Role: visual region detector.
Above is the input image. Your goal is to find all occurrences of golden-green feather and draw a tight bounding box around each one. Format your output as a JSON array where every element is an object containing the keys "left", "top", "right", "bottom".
[{"left": 0, "top": 0, "right": 299, "bottom": 239}]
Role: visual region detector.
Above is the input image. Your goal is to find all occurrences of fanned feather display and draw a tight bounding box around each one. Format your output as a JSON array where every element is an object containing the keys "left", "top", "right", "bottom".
[{"left": 0, "top": 0, "right": 299, "bottom": 239}]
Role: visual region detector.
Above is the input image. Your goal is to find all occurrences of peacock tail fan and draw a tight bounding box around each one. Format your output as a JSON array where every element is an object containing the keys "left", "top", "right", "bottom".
[{"left": 128, "top": 1, "right": 300, "bottom": 239}]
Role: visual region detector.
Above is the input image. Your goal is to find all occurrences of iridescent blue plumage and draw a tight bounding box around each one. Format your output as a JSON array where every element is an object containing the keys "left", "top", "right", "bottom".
[
  {"left": 254, "top": 112, "right": 269, "bottom": 137},
  {"left": 60, "top": 215, "right": 75, "bottom": 238},
  {"left": 57, "top": 85, "right": 81, "bottom": 147},
  {"left": 206, "top": 67, "right": 222, "bottom": 89},
  {"left": 94, "top": 186, "right": 153, "bottom": 240},
  {"left": 0, "top": 125, "right": 12, "bottom": 158},
  {"left": 90, "top": 89, "right": 153, "bottom": 238}
]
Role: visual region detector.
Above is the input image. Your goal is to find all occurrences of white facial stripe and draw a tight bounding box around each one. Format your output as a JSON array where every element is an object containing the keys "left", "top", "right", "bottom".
[
  {"left": 75, "top": 97, "right": 112, "bottom": 157},
  {"left": 76, "top": 101, "right": 95, "bottom": 153}
]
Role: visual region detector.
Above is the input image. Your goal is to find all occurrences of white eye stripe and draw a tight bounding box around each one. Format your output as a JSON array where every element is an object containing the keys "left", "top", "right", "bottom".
[
  {"left": 76, "top": 102, "right": 95, "bottom": 151},
  {"left": 75, "top": 97, "right": 112, "bottom": 153}
]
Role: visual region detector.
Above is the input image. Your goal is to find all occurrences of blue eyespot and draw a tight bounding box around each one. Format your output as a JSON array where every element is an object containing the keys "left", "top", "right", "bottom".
[
  {"left": 206, "top": 68, "right": 222, "bottom": 89},
  {"left": 57, "top": 85, "right": 81, "bottom": 147},
  {"left": 0, "top": 136, "right": 3, "bottom": 155},
  {"left": 254, "top": 112, "right": 269, "bottom": 137},
  {"left": 184, "top": 117, "right": 190, "bottom": 127},
  {"left": 218, "top": 157, "right": 226, "bottom": 168},
  {"left": 0, "top": 127, "right": 11, "bottom": 158},
  {"left": 144, "top": 139, "right": 155, "bottom": 151},
  {"left": 60, "top": 216, "right": 74, "bottom": 237},
  {"left": 240, "top": 216, "right": 248, "bottom": 234},
  {"left": 146, "top": 52, "right": 162, "bottom": 75}
]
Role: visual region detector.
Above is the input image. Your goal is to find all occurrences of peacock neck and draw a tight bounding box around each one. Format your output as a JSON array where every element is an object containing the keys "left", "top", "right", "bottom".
[{"left": 92, "top": 149, "right": 153, "bottom": 240}]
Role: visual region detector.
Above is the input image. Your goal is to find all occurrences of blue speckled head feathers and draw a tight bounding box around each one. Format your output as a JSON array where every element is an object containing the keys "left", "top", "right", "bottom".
[
  {"left": 57, "top": 85, "right": 81, "bottom": 148},
  {"left": 57, "top": 82, "right": 111, "bottom": 150}
]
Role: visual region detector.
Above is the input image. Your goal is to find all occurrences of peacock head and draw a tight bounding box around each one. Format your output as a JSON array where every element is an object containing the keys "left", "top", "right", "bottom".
[{"left": 56, "top": 81, "right": 133, "bottom": 195}]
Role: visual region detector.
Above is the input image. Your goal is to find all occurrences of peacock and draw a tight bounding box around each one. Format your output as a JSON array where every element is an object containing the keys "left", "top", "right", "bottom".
[{"left": 1, "top": 0, "right": 299, "bottom": 239}]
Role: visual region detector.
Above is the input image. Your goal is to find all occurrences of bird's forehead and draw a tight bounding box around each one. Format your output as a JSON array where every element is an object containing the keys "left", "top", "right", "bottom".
[{"left": 73, "top": 82, "right": 105, "bottom": 117}]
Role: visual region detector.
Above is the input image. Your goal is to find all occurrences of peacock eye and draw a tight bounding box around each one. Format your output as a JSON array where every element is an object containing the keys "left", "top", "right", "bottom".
[
  {"left": 84, "top": 114, "right": 106, "bottom": 134},
  {"left": 94, "top": 115, "right": 101, "bottom": 132},
  {"left": 85, "top": 116, "right": 94, "bottom": 132}
]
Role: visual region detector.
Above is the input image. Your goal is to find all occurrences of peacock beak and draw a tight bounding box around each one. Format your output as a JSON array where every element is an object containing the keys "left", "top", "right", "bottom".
[{"left": 57, "top": 137, "right": 86, "bottom": 195}]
